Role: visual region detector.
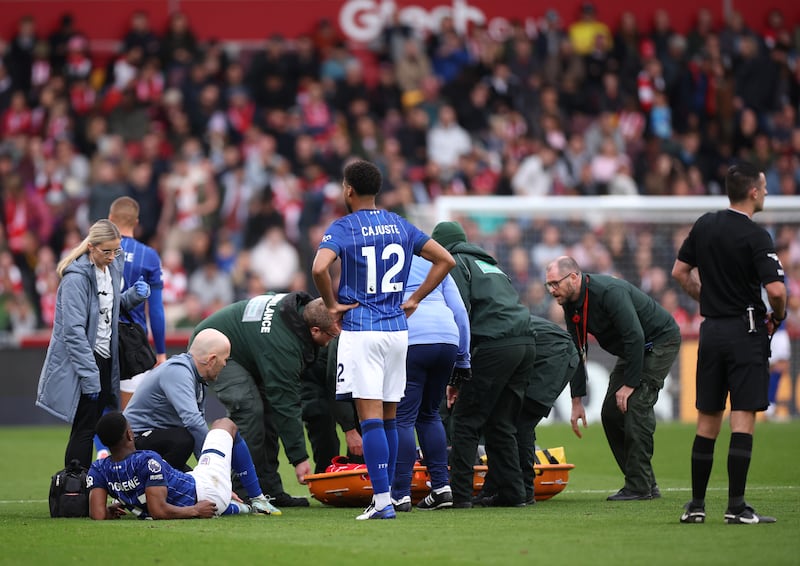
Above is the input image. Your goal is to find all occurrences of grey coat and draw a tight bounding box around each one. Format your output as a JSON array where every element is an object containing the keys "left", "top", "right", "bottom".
[{"left": 36, "top": 254, "right": 144, "bottom": 422}]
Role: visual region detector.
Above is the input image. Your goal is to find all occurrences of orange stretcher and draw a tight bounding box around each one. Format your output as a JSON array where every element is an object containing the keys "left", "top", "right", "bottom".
[{"left": 305, "top": 447, "right": 575, "bottom": 507}]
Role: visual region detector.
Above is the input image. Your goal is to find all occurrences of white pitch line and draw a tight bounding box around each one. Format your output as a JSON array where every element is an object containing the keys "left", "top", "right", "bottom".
[
  {"left": 570, "top": 486, "right": 799, "bottom": 494},
  {"left": 2, "top": 486, "right": 798, "bottom": 505}
]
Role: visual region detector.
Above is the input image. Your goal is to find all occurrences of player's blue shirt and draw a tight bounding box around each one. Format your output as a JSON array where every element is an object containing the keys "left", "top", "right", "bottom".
[
  {"left": 87, "top": 450, "right": 196, "bottom": 519},
  {"left": 120, "top": 236, "right": 166, "bottom": 355},
  {"left": 319, "top": 209, "right": 429, "bottom": 331}
]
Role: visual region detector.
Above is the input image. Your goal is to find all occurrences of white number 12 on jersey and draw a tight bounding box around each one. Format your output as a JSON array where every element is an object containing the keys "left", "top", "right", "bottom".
[{"left": 362, "top": 244, "right": 405, "bottom": 294}]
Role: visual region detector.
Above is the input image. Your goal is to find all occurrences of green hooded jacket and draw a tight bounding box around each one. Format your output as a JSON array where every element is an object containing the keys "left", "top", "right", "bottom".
[
  {"left": 192, "top": 292, "right": 319, "bottom": 465},
  {"left": 432, "top": 222, "right": 533, "bottom": 346}
]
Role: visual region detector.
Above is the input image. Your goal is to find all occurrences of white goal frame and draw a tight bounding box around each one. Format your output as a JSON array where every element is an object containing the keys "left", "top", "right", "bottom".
[{"left": 410, "top": 195, "right": 800, "bottom": 233}]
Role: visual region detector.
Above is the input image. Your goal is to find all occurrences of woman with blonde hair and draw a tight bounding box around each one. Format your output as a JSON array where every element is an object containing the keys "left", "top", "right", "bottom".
[{"left": 36, "top": 219, "right": 151, "bottom": 469}]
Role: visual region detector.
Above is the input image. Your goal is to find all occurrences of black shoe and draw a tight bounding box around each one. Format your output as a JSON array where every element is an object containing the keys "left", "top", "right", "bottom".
[
  {"left": 679, "top": 501, "right": 706, "bottom": 524},
  {"left": 392, "top": 496, "right": 412, "bottom": 512},
  {"left": 271, "top": 492, "right": 310, "bottom": 507},
  {"left": 724, "top": 504, "right": 776, "bottom": 524},
  {"left": 651, "top": 484, "right": 661, "bottom": 499},
  {"left": 607, "top": 488, "right": 652, "bottom": 501},
  {"left": 478, "top": 494, "right": 527, "bottom": 508},
  {"left": 524, "top": 495, "right": 536, "bottom": 506},
  {"left": 417, "top": 489, "right": 453, "bottom": 510},
  {"left": 451, "top": 500, "right": 473, "bottom": 509}
]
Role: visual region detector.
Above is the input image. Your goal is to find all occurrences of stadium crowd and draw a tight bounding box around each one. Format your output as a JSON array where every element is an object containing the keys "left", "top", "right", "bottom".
[{"left": 0, "top": 4, "right": 799, "bottom": 340}]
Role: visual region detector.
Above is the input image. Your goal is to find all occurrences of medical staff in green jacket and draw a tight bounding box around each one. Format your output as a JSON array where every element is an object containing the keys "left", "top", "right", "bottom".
[
  {"left": 432, "top": 221, "right": 536, "bottom": 508},
  {"left": 546, "top": 256, "right": 681, "bottom": 501},
  {"left": 480, "top": 314, "right": 582, "bottom": 503},
  {"left": 191, "top": 292, "right": 339, "bottom": 507}
]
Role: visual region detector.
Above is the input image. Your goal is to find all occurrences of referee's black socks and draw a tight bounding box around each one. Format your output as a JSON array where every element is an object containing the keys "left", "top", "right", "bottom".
[
  {"left": 727, "top": 432, "right": 753, "bottom": 512},
  {"left": 690, "top": 435, "right": 716, "bottom": 506}
]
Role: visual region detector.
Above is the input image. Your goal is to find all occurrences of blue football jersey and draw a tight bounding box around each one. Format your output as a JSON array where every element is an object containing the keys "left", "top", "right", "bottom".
[
  {"left": 120, "top": 236, "right": 164, "bottom": 341},
  {"left": 87, "top": 450, "right": 197, "bottom": 519},
  {"left": 319, "top": 209, "right": 429, "bottom": 331}
]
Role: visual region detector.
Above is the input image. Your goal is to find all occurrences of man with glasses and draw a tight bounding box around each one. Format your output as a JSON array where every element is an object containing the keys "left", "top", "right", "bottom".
[
  {"left": 545, "top": 256, "right": 681, "bottom": 501},
  {"left": 431, "top": 221, "right": 536, "bottom": 508},
  {"left": 191, "top": 293, "right": 339, "bottom": 508}
]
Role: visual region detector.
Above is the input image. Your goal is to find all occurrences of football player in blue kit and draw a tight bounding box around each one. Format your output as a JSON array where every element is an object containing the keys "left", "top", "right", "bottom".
[
  {"left": 88, "top": 411, "right": 273, "bottom": 519},
  {"left": 312, "top": 159, "right": 454, "bottom": 520}
]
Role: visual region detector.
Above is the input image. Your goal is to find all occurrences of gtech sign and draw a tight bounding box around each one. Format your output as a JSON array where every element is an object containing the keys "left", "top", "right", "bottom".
[{"left": 338, "top": 0, "right": 530, "bottom": 42}]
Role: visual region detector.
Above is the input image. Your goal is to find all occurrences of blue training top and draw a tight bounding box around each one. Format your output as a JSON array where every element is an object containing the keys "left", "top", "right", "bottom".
[
  {"left": 404, "top": 255, "right": 471, "bottom": 369},
  {"left": 319, "top": 209, "right": 429, "bottom": 332},
  {"left": 120, "top": 236, "right": 166, "bottom": 355}
]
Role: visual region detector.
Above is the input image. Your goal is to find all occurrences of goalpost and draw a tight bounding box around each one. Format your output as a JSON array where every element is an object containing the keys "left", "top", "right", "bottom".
[{"left": 425, "top": 195, "right": 800, "bottom": 230}]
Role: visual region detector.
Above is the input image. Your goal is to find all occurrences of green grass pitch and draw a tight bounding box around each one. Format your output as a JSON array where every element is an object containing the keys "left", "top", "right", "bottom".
[{"left": 0, "top": 421, "right": 797, "bottom": 565}]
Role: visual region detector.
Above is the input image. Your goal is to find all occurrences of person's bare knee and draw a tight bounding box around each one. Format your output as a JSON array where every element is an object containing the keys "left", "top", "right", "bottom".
[
  {"left": 210, "top": 417, "right": 238, "bottom": 438},
  {"left": 729, "top": 410, "right": 756, "bottom": 435},
  {"left": 355, "top": 398, "right": 384, "bottom": 421},
  {"left": 696, "top": 410, "right": 723, "bottom": 438}
]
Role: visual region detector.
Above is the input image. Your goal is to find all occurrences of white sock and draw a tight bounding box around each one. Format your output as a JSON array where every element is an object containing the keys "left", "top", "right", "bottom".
[
  {"left": 434, "top": 486, "right": 452, "bottom": 495},
  {"left": 374, "top": 492, "right": 391, "bottom": 509}
]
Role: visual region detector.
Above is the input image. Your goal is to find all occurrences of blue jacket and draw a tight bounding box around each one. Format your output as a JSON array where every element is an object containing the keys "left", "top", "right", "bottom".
[
  {"left": 36, "top": 254, "right": 144, "bottom": 422},
  {"left": 404, "top": 256, "right": 471, "bottom": 369}
]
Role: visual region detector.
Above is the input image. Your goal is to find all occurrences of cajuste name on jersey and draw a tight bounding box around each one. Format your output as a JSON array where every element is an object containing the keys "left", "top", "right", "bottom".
[{"left": 362, "top": 224, "right": 400, "bottom": 237}]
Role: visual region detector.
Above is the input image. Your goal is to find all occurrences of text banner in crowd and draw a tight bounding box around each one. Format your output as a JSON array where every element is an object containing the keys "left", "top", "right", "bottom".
[{"left": 0, "top": 0, "right": 793, "bottom": 47}]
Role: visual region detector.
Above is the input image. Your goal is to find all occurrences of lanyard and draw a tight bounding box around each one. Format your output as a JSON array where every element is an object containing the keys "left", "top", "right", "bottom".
[{"left": 572, "top": 275, "right": 589, "bottom": 364}]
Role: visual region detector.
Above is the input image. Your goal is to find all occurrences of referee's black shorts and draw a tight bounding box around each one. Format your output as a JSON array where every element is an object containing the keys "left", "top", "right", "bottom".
[{"left": 696, "top": 317, "right": 771, "bottom": 412}]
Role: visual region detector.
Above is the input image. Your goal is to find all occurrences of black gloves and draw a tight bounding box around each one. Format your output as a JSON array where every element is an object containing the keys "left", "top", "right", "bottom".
[{"left": 448, "top": 367, "right": 472, "bottom": 389}]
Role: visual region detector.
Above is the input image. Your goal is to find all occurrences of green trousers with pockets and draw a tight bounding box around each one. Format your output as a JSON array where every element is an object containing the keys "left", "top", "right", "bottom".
[
  {"left": 600, "top": 337, "right": 681, "bottom": 494},
  {"left": 211, "top": 360, "right": 286, "bottom": 498}
]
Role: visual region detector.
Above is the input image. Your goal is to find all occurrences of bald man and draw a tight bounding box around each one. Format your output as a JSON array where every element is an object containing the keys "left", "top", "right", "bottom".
[
  {"left": 123, "top": 328, "right": 281, "bottom": 515},
  {"left": 124, "top": 328, "right": 231, "bottom": 470},
  {"left": 546, "top": 255, "right": 681, "bottom": 501}
]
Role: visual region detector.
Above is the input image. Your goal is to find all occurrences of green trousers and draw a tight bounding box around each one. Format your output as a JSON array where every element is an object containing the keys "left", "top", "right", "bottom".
[
  {"left": 211, "top": 360, "right": 286, "bottom": 497},
  {"left": 449, "top": 341, "right": 536, "bottom": 505},
  {"left": 601, "top": 336, "right": 681, "bottom": 494}
]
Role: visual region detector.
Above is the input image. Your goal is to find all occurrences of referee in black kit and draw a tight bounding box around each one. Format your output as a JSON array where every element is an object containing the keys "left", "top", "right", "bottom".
[{"left": 672, "top": 161, "right": 787, "bottom": 525}]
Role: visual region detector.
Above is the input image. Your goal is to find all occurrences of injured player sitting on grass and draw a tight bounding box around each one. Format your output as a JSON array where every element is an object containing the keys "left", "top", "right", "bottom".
[{"left": 87, "top": 411, "right": 280, "bottom": 519}]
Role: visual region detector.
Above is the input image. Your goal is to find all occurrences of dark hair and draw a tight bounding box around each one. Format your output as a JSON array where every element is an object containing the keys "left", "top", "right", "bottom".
[
  {"left": 725, "top": 162, "right": 762, "bottom": 203},
  {"left": 95, "top": 411, "right": 128, "bottom": 448},
  {"left": 343, "top": 160, "right": 382, "bottom": 196}
]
